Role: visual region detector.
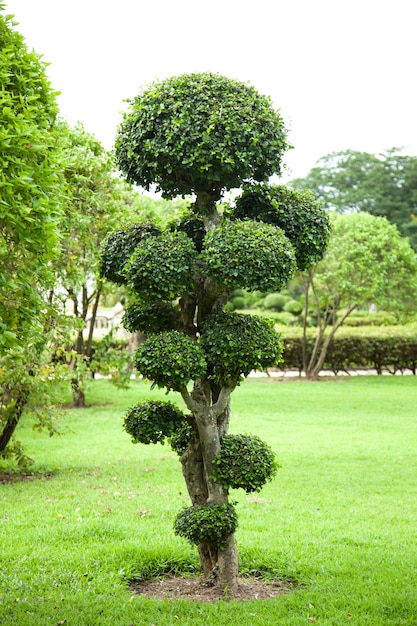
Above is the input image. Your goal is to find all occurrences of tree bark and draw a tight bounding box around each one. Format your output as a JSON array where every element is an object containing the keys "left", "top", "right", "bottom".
[
  {"left": 181, "top": 383, "right": 239, "bottom": 594},
  {"left": 0, "top": 385, "right": 29, "bottom": 454}
]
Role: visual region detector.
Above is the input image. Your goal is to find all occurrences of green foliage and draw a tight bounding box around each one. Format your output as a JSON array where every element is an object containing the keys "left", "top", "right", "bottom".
[
  {"left": 174, "top": 502, "right": 238, "bottom": 549},
  {"left": 315, "top": 212, "right": 417, "bottom": 313},
  {"left": 230, "top": 184, "right": 330, "bottom": 271},
  {"left": 100, "top": 223, "right": 160, "bottom": 285},
  {"left": 281, "top": 325, "right": 417, "bottom": 375},
  {"left": 125, "top": 230, "right": 198, "bottom": 300},
  {"left": 122, "top": 300, "right": 180, "bottom": 334},
  {"left": 134, "top": 331, "right": 207, "bottom": 391},
  {"left": 212, "top": 434, "right": 278, "bottom": 493},
  {"left": 290, "top": 148, "right": 417, "bottom": 251},
  {"left": 201, "top": 219, "right": 296, "bottom": 292},
  {"left": 169, "top": 419, "right": 198, "bottom": 456},
  {"left": 169, "top": 210, "right": 206, "bottom": 252},
  {"left": 344, "top": 310, "right": 398, "bottom": 327},
  {"left": 89, "top": 332, "right": 133, "bottom": 389},
  {"left": 123, "top": 400, "right": 185, "bottom": 445},
  {"left": 200, "top": 312, "right": 283, "bottom": 387},
  {"left": 264, "top": 293, "right": 288, "bottom": 311},
  {"left": 283, "top": 299, "right": 303, "bottom": 316},
  {"left": 115, "top": 72, "right": 288, "bottom": 198},
  {"left": 0, "top": 10, "right": 65, "bottom": 350}
]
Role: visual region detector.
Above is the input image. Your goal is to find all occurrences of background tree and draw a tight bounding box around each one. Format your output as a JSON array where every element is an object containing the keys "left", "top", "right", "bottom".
[
  {"left": 290, "top": 149, "right": 417, "bottom": 250},
  {"left": 50, "top": 121, "right": 188, "bottom": 407},
  {"left": 101, "top": 72, "right": 329, "bottom": 594},
  {"left": 301, "top": 212, "right": 417, "bottom": 380},
  {"left": 0, "top": 6, "right": 68, "bottom": 462}
]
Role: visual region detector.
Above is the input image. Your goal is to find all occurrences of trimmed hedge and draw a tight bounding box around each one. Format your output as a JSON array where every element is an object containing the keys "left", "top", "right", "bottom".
[{"left": 279, "top": 325, "right": 417, "bottom": 375}]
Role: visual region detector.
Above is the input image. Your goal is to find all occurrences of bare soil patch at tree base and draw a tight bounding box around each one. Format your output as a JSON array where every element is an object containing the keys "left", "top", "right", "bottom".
[
  {"left": 0, "top": 472, "right": 54, "bottom": 484},
  {"left": 130, "top": 575, "right": 295, "bottom": 603}
]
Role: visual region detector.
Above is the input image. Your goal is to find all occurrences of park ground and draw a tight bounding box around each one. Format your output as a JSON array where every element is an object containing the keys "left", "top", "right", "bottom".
[{"left": 1, "top": 376, "right": 416, "bottom": 625}]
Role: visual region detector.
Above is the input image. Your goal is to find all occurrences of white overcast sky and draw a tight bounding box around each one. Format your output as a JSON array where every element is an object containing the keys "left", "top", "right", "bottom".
[{"left": 4, "top": 0, "right": 417, "bottom": 181}]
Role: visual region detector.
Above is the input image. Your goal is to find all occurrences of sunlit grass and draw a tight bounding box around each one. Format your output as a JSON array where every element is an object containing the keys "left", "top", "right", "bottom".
[{"left": 1, "top": 376, "right": 416, "bottom": 625}]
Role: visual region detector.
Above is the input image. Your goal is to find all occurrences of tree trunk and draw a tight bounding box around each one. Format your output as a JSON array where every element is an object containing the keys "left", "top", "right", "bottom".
[
  {"left": 0, "top": 385, "right": 29, "bottom": 454},
  {"left": 181, "top": 384, "right": 239, "bottom": 595},
  {"left": 305, "top": 304, "right": 358, "bottom": 380},
  {"left": 71, "top": 385, "right": 86, "bottom": 408}
]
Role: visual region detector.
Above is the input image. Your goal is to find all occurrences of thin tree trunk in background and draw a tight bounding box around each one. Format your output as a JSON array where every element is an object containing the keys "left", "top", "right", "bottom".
[{"left": 0, "top": 385, "right": 29, "bottom": 453}]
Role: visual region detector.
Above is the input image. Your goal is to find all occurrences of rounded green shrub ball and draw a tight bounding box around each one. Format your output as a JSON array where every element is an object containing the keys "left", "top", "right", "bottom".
[
  {"left": 124, "top": 400, "right": 185, "bottom": 445},
  {"left": 263, "top": 293, "right": 288, "bottom": 311},
  {"left": 134, "top": 331, "right": 207, "bottom": 391},
  {"left": 200, "top": 311, "right": 283, "bottom": 387},
  {"left": 212, "top": 434, "right": 279, "bottom": 492},
  {"left": 231, "top": 184, "right": 330, "bottom": 271},
  {"left": 122, "top": 301, "right": 180, "bottom": 334},
  {"left": 202, "top": 220, "right": 296, "bottom": 292},
  {"left": 100, "top": 223, "right": 160, "bottom": 284},
  {"left": 283, "top": 299, "right": 303, "bottom": 316},
  {"left": 125, "top": 230, "right": 198, "bottom": 300},
  {"left": 174, "top": 502, "right": 238, "bottom": 549}
]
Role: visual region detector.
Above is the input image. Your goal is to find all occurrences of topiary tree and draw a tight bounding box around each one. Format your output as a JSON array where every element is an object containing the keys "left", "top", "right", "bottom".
[{"left": 101, "top": 72, "right": 330, "bottom": 595}]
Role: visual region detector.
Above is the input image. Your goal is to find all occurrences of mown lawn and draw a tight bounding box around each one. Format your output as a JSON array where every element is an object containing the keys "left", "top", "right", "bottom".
[{"left": 1, "top": 376, "right": 416, "bottom": 625}]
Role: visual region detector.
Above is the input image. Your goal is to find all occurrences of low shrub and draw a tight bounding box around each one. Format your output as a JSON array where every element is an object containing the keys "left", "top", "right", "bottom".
[
  {"left": 263, "top": 293, "right": 288, "bottom": 311},
  {"left": 279, "top": 325, "right": 417, "bottom": 374}
]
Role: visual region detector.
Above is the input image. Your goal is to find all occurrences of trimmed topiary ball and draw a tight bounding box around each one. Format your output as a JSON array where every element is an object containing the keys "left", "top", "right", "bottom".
[
  {"left": 174, "top": 502, "right": 238, "bottom": 549},
  {"left": 100, "top": 223, "right": 160, "bottom": 284},
  {"left": 169, "top": 419, "right": 198, "bottom": 456},
  {"left": 212, "top": 434, "right": 279, "bottom": 493},
  {"left": 230, "top": 184, "right": 330, "bottom": 271},
  {"left": 122, "top": 300, "right": 180, "bottom": 334},
  {"left": 124, "top": 230, "right": 198, "bottom": 300},
  {"left": 124, "top": 400, "right": 185, "bottom": 445},
  {"left": 115, "top": 72, "right": 288, "bottom": 198},
  {"left": 201, "top": 219, "right": 296, "bottom": 292},
  {"left": 283, "top": 299, "right": 303, "bottom": 316},
  {"left": 263, "top": 293, "right": 288, "bottom": 311},
  {"left": 200, "top": 311, "right": 283, "bottom": 387},
  {"left": 134, "top": 330, "right": 207, "bottom": 391}
]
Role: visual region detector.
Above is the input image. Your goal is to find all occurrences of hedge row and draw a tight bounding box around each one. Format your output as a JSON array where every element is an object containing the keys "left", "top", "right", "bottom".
[{"left": 278, "top": 325, "right": 417, "bottom": 374}]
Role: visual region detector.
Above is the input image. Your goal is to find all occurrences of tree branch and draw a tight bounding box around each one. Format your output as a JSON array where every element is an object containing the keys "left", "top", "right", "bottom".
[{"left": 212, "top": 387, "right": 232, "bottom": 417}]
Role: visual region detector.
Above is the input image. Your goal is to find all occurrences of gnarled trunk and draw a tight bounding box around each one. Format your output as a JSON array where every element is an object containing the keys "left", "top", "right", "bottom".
[{"left": 181, "top": 383, "right": 239, "bottom": 595}]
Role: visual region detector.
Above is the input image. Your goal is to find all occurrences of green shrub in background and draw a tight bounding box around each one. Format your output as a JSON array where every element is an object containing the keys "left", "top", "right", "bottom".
[
  {"left": 279, "top": 325, "right": 417, "bottom": 374},
  {"left": 283, "top": 299, "right": 303, "bottom": 316},
  {"left": 230, "top": 296, "right": 246, "bottom": 310},
  {"left": 263, "top": 292, "right": 288, "bottom": 311}
]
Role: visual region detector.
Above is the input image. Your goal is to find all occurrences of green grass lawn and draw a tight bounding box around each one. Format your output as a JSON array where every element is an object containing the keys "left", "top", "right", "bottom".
[{"left": 1, "top": 376, "right": 417, "bottom": 625}]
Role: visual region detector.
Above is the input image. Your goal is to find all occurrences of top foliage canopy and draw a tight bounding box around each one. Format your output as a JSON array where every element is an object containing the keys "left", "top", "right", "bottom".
[{"left": 115, "top": 72, "right": 289, "bottom": 200}]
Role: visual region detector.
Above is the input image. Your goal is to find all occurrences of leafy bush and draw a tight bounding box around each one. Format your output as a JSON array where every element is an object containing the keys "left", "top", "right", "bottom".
[
  {"left": 283, "top": 299, "right": 303, "bottom": 316},
  {"left": 124, "top": 400, "right": 185, "bottom": 445},
  {"left": 169, "top": 419, "right": 198, "bottom": 455},
  {"left": 115, "top": 72, "right": 288, "bottom": 198},
  {"left": 125, "top": 231, "right": 198, "bottom": 300},
  {"left": 202, "top": 220, "right": 296, "bottom": 292},
  {"left": 280, "top": 325, "right": 417, "bottom": 374},
  {"left": 170, "top": 211, "right": 206, "bottom": 252},
  {"left": 343, "top": 310, "right": 398, "bottom": 327},
  {"left": 230, "top": 184, "right": 330, "bottom": 271},
  {"left": 212, "top": 434, "right": 279, "bottom": 492},
  {"left": 100, "top": 224, "right": 160, "bottom": 284},
  {"left": 263, "top": 293, "right": 288, "bottom": 311},
  {"left": 122, "top": 301, "right": 180, "bottom": 334},
  {"left": 134, "top": 331, "right": 207, "bottom": 391},
  {"left": 174, "top": 502, "right": 238, "bottom": 549},
  {"left": 200, "top": 311, "right": 283, "bottom": 386},
  {"left": 230, "top": 296, "right": 246, "bottom": 310}
]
